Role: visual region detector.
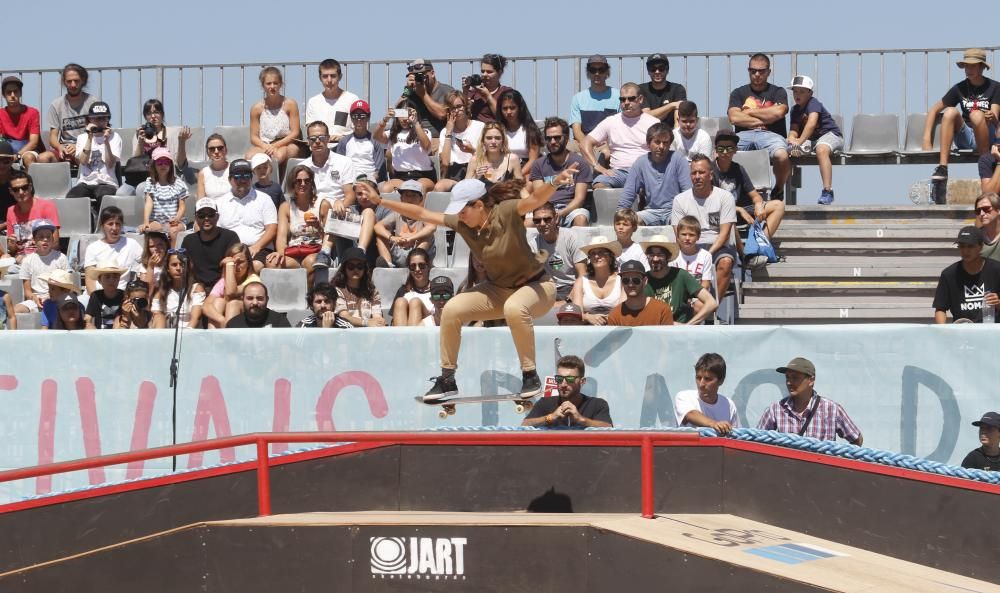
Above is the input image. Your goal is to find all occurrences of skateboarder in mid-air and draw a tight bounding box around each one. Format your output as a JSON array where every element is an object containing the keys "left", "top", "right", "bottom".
[{"left": 368, "top": 166, "right": 580, "bottom": 401}]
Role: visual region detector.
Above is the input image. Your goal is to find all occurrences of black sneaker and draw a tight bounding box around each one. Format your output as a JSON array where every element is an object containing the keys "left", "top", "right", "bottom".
[
  {"left": 519, "top": 370, "right": 542, "bottom": 398},
  {"left": 314, "top": 251, "right": 333, "bottom": 269},
  {"left": 931, "top": 165, "right": 948, "bottom": 181},
  {"left": 423, "top": 375, "right": 458, "bottom": 402}
]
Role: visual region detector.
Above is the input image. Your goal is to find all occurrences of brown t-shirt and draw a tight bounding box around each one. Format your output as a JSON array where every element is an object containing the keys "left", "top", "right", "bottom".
[
  {"left": 608, "top": 298, "right": 674, "bottom": 326},
  {"left": 444, "top": 199, "right": 544, "bottom": 289}
]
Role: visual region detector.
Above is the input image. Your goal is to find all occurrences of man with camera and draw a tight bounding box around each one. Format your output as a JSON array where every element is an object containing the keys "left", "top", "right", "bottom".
[
  {"left": 65, "top": 102, "right": 123, "bottom": 208},
  {"left": 398, "top": 59, "right": 454, "bottom": 143}
]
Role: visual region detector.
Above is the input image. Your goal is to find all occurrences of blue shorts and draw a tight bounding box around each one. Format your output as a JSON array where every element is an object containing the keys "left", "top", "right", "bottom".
[
  {"left": 955, "top": 122, "right": 997, "bottom": 150},
  {"left": 637, "top": 208, "right": 671, "bottom": 226},
  {"left": 593, "top": 168, "right": 629, "bottom": 188},
  {"left": 737, "top": 130, "right": 788, "bottom": 158}
]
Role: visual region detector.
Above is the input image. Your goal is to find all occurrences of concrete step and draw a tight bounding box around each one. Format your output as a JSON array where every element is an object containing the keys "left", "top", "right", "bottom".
[
  {"left": 742, "top": 281, "right": 937, "bottom": 299},
  {"left": 773, "top": 224, "right": 964, "bottom": 241},
  {"left": 750, "top": 261, "right": 944, "bottom": 281},
  {"left": 781, "top": 205, "right": 974, "bottom": 225},
  {"left": 737, "top": 302, "right": 931, "bottom": 324},
  {"left": 772, "top": 240, "right": 955, "bottom": 257}
]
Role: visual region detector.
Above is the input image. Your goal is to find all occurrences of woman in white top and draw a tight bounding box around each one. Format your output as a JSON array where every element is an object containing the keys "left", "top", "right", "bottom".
[
  {"left": 375, "top": 107, "right": 435, "bottom": 194},
  {"left": 272, "top": 165, "right": 324, "bottom": 285},
  {"left": 496, "top": 89, "right": 541, "bottom": 178},
  {"left": 152, "top": 250, "right": 205, "bottom": 329},
  {"left": 246, "top": 67, "right": 305, "bottom": 170},
  {"left": 466, "top": 122, "right": 521, "bottom": 184},
  {"left": 196, "top": 134, "right": 230, "bottom": 198},
  {"left": 570, "top": 237, "right": 624, "bottom": 326},
  {"left": 433, "top": 91, "right": 484, "bottom": 192},
  {"left": 391, "top": 247, "right": 434, "bottom": 326}
]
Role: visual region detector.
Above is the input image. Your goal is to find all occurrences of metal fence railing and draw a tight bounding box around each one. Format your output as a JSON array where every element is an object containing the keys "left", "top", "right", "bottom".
[{"left": 3, "top": 47, "right": 997, "bottom": 134}]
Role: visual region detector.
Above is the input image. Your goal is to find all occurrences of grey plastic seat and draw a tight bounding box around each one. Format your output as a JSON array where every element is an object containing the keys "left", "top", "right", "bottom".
[
  {"left": 844, "top": 114, "right": 899, "bottom": 156},
  {"left": 633, "top": 226, "right": 676, "bottom": 243},
  {"left": 732, "top": 149, "right": 772, "bottom": 191},
  {"left": 115, "top": 128, "right": 137, "bottom": 160},
  {"left": 425, "top": 191, "right": 451, "bottom": 213},
  {"left": 15, "top": 311, "right": 42, "bottom": 330},
  {"left": 259, "top": 268, "right": 308, "bottom": 312},
  {"left": 55, "top": 197, "right": 94, "bottom": 236},
  {"left": 451, "top": 232, "right": 470, "bottom": 268},
  {"left": 0, "top": 277, "right": 24, "bottom": 304},
  {"left": 435, "top": 267, "right": 467, "bottom": 291},
  {"left": 900, "top": 113, "right": 941, "bottom": 155},
  {"left": 29, "top": 162, "right": 73, "bottom": 199},
  {"left": 97, "top": 195, "right": 144, "bottom": 228},
  {"left": 380, "top": 191, "right": 400, "bottom": 202},
  {"left": 72, "top": 233, "right": 103, "bottom": 271},
  {"left": 212, "top": 126, "right": 252, "bottom": 159},
  {"left": 372, "top": 267, "right": 408, "bottom": 315},
  {"left": 431, "top": 227, "right": 449, "bottom": 268},
  {"left": 592, "top": 188, "right": 624, "bottom": 226}
]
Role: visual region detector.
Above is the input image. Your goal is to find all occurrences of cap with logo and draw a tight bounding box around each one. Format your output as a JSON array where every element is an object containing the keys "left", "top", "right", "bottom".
[
  {"left": 31, "top": 218, "right": 57, "bottom": 236},
  {"left": 619, "top": 260, "right": 646, "bottom": 276},
  {"left": 787, "top": 75, "right": 814, "bottom": 91},
  {"left": 957, "top": 48, "right": 991, "bottom": 70},
  {"left": 151, "top": 147, "right": 174, "bottom": 163},
  {"left": 776, "top": 357, "right": 816, "bottom": 377},
  {"left": 956, "top": 225, "right": 985, "bottom": 246},
  {"left": 556, "top": 302, "right": 583, "bottom": 319},
  {"left": 429, "top": 276, "right": 454, "bottom": 296},
  {"left": 444, "top": 179, "right": 487, "bottom": 215},
  {"left": 408, "top": 59, "right": 434, "bottom": 72},
  {"left": 195, "top": 198, "right": 218, "bottom": 213},
  {"left": 399, "top": 179, "right": 426, "bottom": 196},
  {"left": 350, "top": 100, "right": 371, "bottom": 115},
  {"left": 88, "top": 101, "right": 111, "bottom": 118},
  {"left": 229, "top": 159, "right": 253, "bottom": 176},
  {"left": 972, "top": 412, "right": 1000, "bottom": 428}
]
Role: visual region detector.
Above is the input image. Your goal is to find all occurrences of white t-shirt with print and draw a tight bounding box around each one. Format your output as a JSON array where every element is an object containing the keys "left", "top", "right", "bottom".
[
  {"left": 439, "top": 120, "right": 484, "bottom": 166},
  {"left": 671, "top": 128, "right": 714, "bottom": 161},
  {"left": 343, "top": 135, "right": 376, "bottom": 179},
  {"left": 673, "top": 389, "right": 739, "bottom": 427},
  {"left": 671, "top": 249, "right": 715, "bottom": 284},
  {"left": 305, "top": 152, "right": 357, "bottom": 204},
  {"left": 670, "top": 187, "right": 737, "bottom": 247},
  {"left": 75, "top": 132, "right": 123, "bottom": 186},
  {"left": 305, "top": 90, "right": 360, "bottom": 140}
]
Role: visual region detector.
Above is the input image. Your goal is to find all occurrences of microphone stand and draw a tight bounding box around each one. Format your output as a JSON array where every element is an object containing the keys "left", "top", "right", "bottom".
[{"left": 168, "top": 255, "right": 190, "bottom": 471}]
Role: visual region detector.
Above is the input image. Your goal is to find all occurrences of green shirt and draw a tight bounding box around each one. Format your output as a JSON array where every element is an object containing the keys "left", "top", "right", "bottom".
[
  {"left": 644, "top": 268, "right": 703, "bottom": 323},
  {"left": 982, "top": 235, "right": 1000, "bottom": 263}
]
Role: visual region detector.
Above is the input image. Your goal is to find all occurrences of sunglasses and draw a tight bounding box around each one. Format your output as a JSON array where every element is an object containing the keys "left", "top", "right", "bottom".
[
  {"left": 307, "top": 135, "right": 330, "bottom": 143},
  {"left": 409, "top": 262, "right": 428, "bottom": 271},
  {"left": 715, "top": 145, "right": 737, "bottom": 154},
  {"left": 748, "top": 67, "right": 770, "bottom": 75},
  {"left": 976, "top": 205, "right": 995, "bottom": 215},
  {"left": 621, "top": 275, "right": 645, "bottom": 286},
  {"left": 553, "top": 375, "right": 580, "bottom": 384},
  {"left": 167, "top": 247, "right": 187, "bottom": 255},
  {"left": 10, "top": 184, "right": 31, "bottom": 194},
  {"left": 207, "top": 145, "right": 226, "bottom": 152},
  {"left": 231, "top": 172, "right": 252, "bottom": 181},
  {"left": 154, "top": 158, "right": 172, "bottom": 167},
  {"left": 534, "top": 216, "right": 554, "bottom": 224},
  {"left": 544, "top": 135, "right": 564, "bottom": 142},
  {"left": 344, "top": 262, "right": 366, "bottom": 271},
  {"left": 648, "top": 64, "right": 667, "bottom": 73},
  {"left": 587, "top": 67, "right": 608, "bottom": 74},
  {"left": 196, "top": 211, "right": 217, "bottom": 219},
  {"left": 350, "top": 113, "right": 369, "bottom": 120},
  {"left": 430, "top": 293, "right": 452, "bottom": 302},
  {"left": 619, "top": 96, "right": 639, "bottom": 103},
  {"left": 294, "top": 178, "right": 311, "bottom": 186}
]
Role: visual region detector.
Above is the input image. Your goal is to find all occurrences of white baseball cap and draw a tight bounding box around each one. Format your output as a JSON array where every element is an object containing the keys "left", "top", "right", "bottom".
[
  {"left": 444, "top": 179, "right": 487, "bottom": 215},
  {"left": 249, "top": 153, "right": 270, "bottom": 170},
  {"left": 787, "top": 75, "right": 814, "bottom": 91},
  {"left": 195, "top": 198, "right": 218, "bottom": 212}
]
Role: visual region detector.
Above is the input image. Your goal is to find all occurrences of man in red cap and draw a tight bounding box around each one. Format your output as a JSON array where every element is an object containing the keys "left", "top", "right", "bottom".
[{"left": 334, "top": 99, "right": 386, "bottom": 182}]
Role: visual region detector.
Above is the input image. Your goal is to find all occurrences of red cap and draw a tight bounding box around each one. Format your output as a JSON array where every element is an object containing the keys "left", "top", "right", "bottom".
[{"left": 350, "top": 100, "right": 370, "bottom": 115}]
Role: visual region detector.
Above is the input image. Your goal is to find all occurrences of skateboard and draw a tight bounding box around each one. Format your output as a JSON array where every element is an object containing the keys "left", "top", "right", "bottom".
[
  {"left": 909, "top": 178, "right": 947, "bottom": 205},
  {"left": 415, "top": 394, "right": 536, "bottom": 419}
]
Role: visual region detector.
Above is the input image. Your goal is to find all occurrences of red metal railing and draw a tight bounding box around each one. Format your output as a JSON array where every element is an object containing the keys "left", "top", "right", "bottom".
[{"left": 0, "top": 432, "right": 703, "bottom": 520}]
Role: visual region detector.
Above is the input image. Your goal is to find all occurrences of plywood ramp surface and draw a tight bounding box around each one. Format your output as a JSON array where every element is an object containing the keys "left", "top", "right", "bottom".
[{"left": 214, "top": 512, "right": 999, "bottom": 593}]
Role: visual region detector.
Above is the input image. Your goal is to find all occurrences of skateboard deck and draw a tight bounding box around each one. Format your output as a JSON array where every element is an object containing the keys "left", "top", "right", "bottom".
[{"left": 415, "top": 394, "right": 536, "bottom": 419}]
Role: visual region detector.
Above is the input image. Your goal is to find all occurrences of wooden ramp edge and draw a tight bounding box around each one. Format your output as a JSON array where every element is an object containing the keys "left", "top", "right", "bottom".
[{"left": 216, "top": 511, "right": 1000, "bottom": 593}]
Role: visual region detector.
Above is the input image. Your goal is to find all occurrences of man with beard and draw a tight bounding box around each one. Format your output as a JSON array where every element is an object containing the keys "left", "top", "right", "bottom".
[
  {"left": 181, "top": 198, "right": 241, "bottom": 288},
  {"left": 608, "top": 259, "right": 673, "bottom": 326},
  {"left": 529, "top": 201, "right": 587, "bottom": 302},
  {"left": 642, "top": 234, "right": 716, "bottom": 325},
  {"left": 617, "top": 122, "right": 691, "bottom": 226},
  {"left": 226, "top": 281, "right": 290, "bottom": 328},
  {"left": 529, "top": 117, "right": 592, "bottom": 227},
  {"left": 522, "top": 355, "right": 612, "bottom": 428},
  {"left": 47, "top": 64, "right": 97, "bottom": 164}
]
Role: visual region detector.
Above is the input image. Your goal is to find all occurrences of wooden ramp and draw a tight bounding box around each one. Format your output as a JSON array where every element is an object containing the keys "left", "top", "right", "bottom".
[{"left": 221, "top": 512, "right": 999, "bottom": 593}]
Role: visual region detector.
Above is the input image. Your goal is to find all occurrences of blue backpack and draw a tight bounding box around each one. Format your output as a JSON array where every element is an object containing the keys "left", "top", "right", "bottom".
[{"left": 743, "top": 221, "right": 779, "bottom": 267}]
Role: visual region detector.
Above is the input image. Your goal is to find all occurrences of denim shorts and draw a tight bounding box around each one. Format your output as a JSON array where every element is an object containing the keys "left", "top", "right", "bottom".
[
  {"left": 737, "top": 130, "right": 788, "bottom": 157},
  {"left": 637, "top": 208, "right": 671, "bottom": 226},
  {"left": 955, "top": 122, "right": 997, "bottom": 150},
  {"left": 593, "top": 168, "right": 629, "bottom": 188}
]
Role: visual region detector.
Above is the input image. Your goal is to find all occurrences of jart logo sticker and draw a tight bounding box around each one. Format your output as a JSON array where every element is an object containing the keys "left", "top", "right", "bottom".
[{"left": 369, "top": 536, "right": 467, "bottom": 580}]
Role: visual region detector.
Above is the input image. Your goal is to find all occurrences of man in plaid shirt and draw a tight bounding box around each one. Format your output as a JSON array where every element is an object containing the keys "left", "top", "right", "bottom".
[{"left": 757, "top": 357, "right": 863, "bottom": 445}]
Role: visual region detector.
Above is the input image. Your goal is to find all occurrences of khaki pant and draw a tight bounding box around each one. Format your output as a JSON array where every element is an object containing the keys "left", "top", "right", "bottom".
[{"left": 440, "top": 277, "right": 556, "bottom": 372}]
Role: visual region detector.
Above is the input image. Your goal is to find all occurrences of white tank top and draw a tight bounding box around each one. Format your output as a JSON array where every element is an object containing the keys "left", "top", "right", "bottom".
[
  {"left": 506, "top": 126, "right": 529, "bottom": 160},
  {"left": 287, "top": 199, "right": 323, "bottom": 246},
  {"left": 259, "top": 105, "right": 291, "bottom": 143},
  {"left": 201, "top": 164, "right": 230, "bottom": 198},
  {"left": 581, "top": 275, "right": 621, "bottom": 314}
]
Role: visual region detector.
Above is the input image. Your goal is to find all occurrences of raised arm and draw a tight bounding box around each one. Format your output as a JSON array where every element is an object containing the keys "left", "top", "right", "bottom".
[
  {"left": 372, "top": 194, "right": 447, "bottom": 226},
  {"left": 516, "top": 162, "right": 580, "bottom": 215}
]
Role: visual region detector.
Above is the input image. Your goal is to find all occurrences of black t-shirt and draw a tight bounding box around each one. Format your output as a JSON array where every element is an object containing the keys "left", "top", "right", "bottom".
[
  {"left": 405, "top": 81, "right": 455, "bottom": 138},
  {"left": 728, "top": 83, "right": 789, "bottom": 135},
  {"left": 226, "top": 309, "right": 290, "bottom": 328},
  {"left": 941, "top": 78, "right": 1000, "bottom": 124},
  {"left": 933, "top": 259, "right": 1000, "bottom": 322},
  {"left": 961, "top": 447, "right": 1000, "bottom": 471},
  {"left": 638, "top": 81, "right": 687, "bottom": 127},
  {"left": 525, "top": 394, "right": 613, "bottom": 427},
  {"left": 254, "top": 182, "right": 286, "bottom": 210},
  {"left": 85, "top": 289, "right": 124, "bottom": 329},
  {"left": 181, "top": 228, "right": 241, "bottom": 287},
  {"left": 0, "top": 180, "right": 13, "bottom": 222},
  {"left": 713, "top": 161, "right": 756, "bottom": 208}
]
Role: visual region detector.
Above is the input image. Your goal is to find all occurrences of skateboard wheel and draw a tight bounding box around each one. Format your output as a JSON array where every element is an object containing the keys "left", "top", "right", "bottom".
[
  {"left": 438, "top": 410, "right": 448, "bottom": 419},
  {"left": 447, "top": 406, "right": 456, "bottom": 416},
  {"left": 514, "top": 404, "right": 525, "bottom": 414}
]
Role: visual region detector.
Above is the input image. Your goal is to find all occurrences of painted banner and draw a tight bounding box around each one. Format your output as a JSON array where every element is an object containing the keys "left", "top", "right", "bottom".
[{"left": 0, "top": 325, "right": 992, "bottom": 502}]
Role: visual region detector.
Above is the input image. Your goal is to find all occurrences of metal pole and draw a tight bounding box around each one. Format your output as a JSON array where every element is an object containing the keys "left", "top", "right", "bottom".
[
  {"left": 256, "top": 437, "right": 272, "bottom": 517},
  {"left": 641, "top": 437, "right": 654, "bottom": 519}
]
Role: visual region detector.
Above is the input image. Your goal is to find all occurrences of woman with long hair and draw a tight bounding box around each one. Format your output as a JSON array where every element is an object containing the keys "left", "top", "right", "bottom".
[
  {"left": 496, "top": 89, "right": 542, "bottom": 176},
  {"left": 137, "top": 230, "right": 169, "bottom": 297},
  {"left": 366, "top": 167, "right": 578, "bottom": 401},
  {"left": 375, "top": 107, "right": 435, "bottom": 194},
  {"left": 152, "top": 249, "right": 205, "bottom": 329},
  {"left": 464, "top": 53, "right": 513, "bottom": 123},
  {"left": 271, "top": 165, "right": 323, "bottom": 285},
  {"left": 196, "top": 133, "right": 230, "bottom": 198},
  {"left": 132, "top": 98, "right": 192, "bottom": 164},
  {"left": 570, "top": 237, "right": 625, "bottom": 326},
  {"left": 433, "top": 91, "right": 484, "bottom": 192},
  {"left": 202, "top": 242, "right": 259, "bottom": 328},
  {"left": 466, "top": 122, "right": 521, "bottom": 183},
  {"left": 246, "top": 66, "right": 304, "bottom": 169},
  {"left": 331, "top": 247, "right": 386, "bottom": 327},
  {"left": 391, "top": 248, "right": 433, "bottom": 326}
]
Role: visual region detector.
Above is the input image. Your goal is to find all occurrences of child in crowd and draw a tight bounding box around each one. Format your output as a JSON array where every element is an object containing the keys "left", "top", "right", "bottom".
[
  {"left": 613, "top": 208, "right": 650, "bottom": 270},
  {"left": 53, "top": 293, "right": 85, "bottom": 330},
  {"left": 427, "top": 275, "right": 454, "bottom": 327},
  {"left": 113, "top": 279, "right": 152, "bottom": 329},
  {"left": 671, "top": 216, "right": 715, "bottom": 293},
  {"left": 0, "top": 284, "right": 13, "bottom": 329},
  {"left": 673, "top": 353, "right": 739, "bottom": 434},
  {"left": 786, "top": 75, "right": 844, "bottom": 205},
  {"left": 336, "top": 100, "right": 386, "bottom": 183},
  {"left": 376, "top": 106, "right": 434, "bottom": 194},
  {"left": 39, "top": 270, "right": 80, "bottom": 329},
  {"left": 14, "top": 219, "right": 68, "bottom": 315},
  {"left": 713, "top": 131, "right": 784, "bottom": 238},
  {"left": 139, "top": 148, "right": 187, "bottom": 246},
  {"left": 374, "top": 180, "right": 436, "bottom": 267},
  {"left": 671, "top": 101, "right": 713, "bottom": 160},
  {"left": 84, "top": 260, "right": 126, "bottom": 329},
  {"left": 137, "top": 231, "right": 169, "bottom": 296},
  {"left": 555, "top": 302, "right": 585, "bottom": 326},
  {"left": 250, "top": 153, "right": 285, "bottom": 210}
]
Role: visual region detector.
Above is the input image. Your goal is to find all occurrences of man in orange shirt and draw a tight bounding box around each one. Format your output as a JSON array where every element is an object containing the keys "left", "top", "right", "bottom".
[{"left": 608, "top": 260, "right": 673, "bottom": 326}]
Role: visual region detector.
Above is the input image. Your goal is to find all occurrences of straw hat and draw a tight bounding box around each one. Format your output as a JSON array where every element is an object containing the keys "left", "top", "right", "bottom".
[
  {"left": 580, "top": 235, "right": 622, "bottom": 258},
  {"left": 957, "top": 48, "right": 990, "bottom": 70},
  {"left": 46, "top": 269, "right": 80, "bottom": 293},
  {"left": 640, "top": 234, "right": 679, "bottom": 260},
  {"left": 87, "top": 259, "right": 126, "bottom": 279}
]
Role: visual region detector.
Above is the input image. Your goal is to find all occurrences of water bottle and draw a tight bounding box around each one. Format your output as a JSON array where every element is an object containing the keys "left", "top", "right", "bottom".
[
  {"left": 908, "top": 180, "right": 932, "bottom": 205},
  {"left": 983, "top": 292, "right": 995, "bottom": 324}
]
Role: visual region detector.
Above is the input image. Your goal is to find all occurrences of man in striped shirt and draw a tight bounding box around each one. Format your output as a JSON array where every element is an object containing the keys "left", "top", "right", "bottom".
[{"left": 757, "top": 357, "right": 863, "bottom": 445}]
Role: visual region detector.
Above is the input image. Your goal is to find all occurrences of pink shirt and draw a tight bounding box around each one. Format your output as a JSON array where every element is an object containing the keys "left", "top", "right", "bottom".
[
  {"left": 587, "top": 113, "right": 659, "bottom": 170},
  {"left": 6, "top": 198, "right": 60, "bottom": 245}
]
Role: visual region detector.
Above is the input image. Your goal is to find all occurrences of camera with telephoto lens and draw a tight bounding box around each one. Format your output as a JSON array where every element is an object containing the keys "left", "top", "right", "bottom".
[
  {"left": 412, "top": 71, "right": 426, "bottom": 83},
  {"left": 466, "top": 74, "right": 483, "bottom": 87},
  {"left": 131, "top": 297, "right": 149, "bottom": 310},
  {"left": 142, "top": 122, "right": 158, "bottom": 139},
  {"left": 90, "top": 125, "right": 106, "bottom": 134}
]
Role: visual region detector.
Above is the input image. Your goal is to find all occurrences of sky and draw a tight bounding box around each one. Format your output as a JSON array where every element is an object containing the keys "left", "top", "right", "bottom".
[{"left": 4, "top": 0, "right": 998, "bottom": 205}]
